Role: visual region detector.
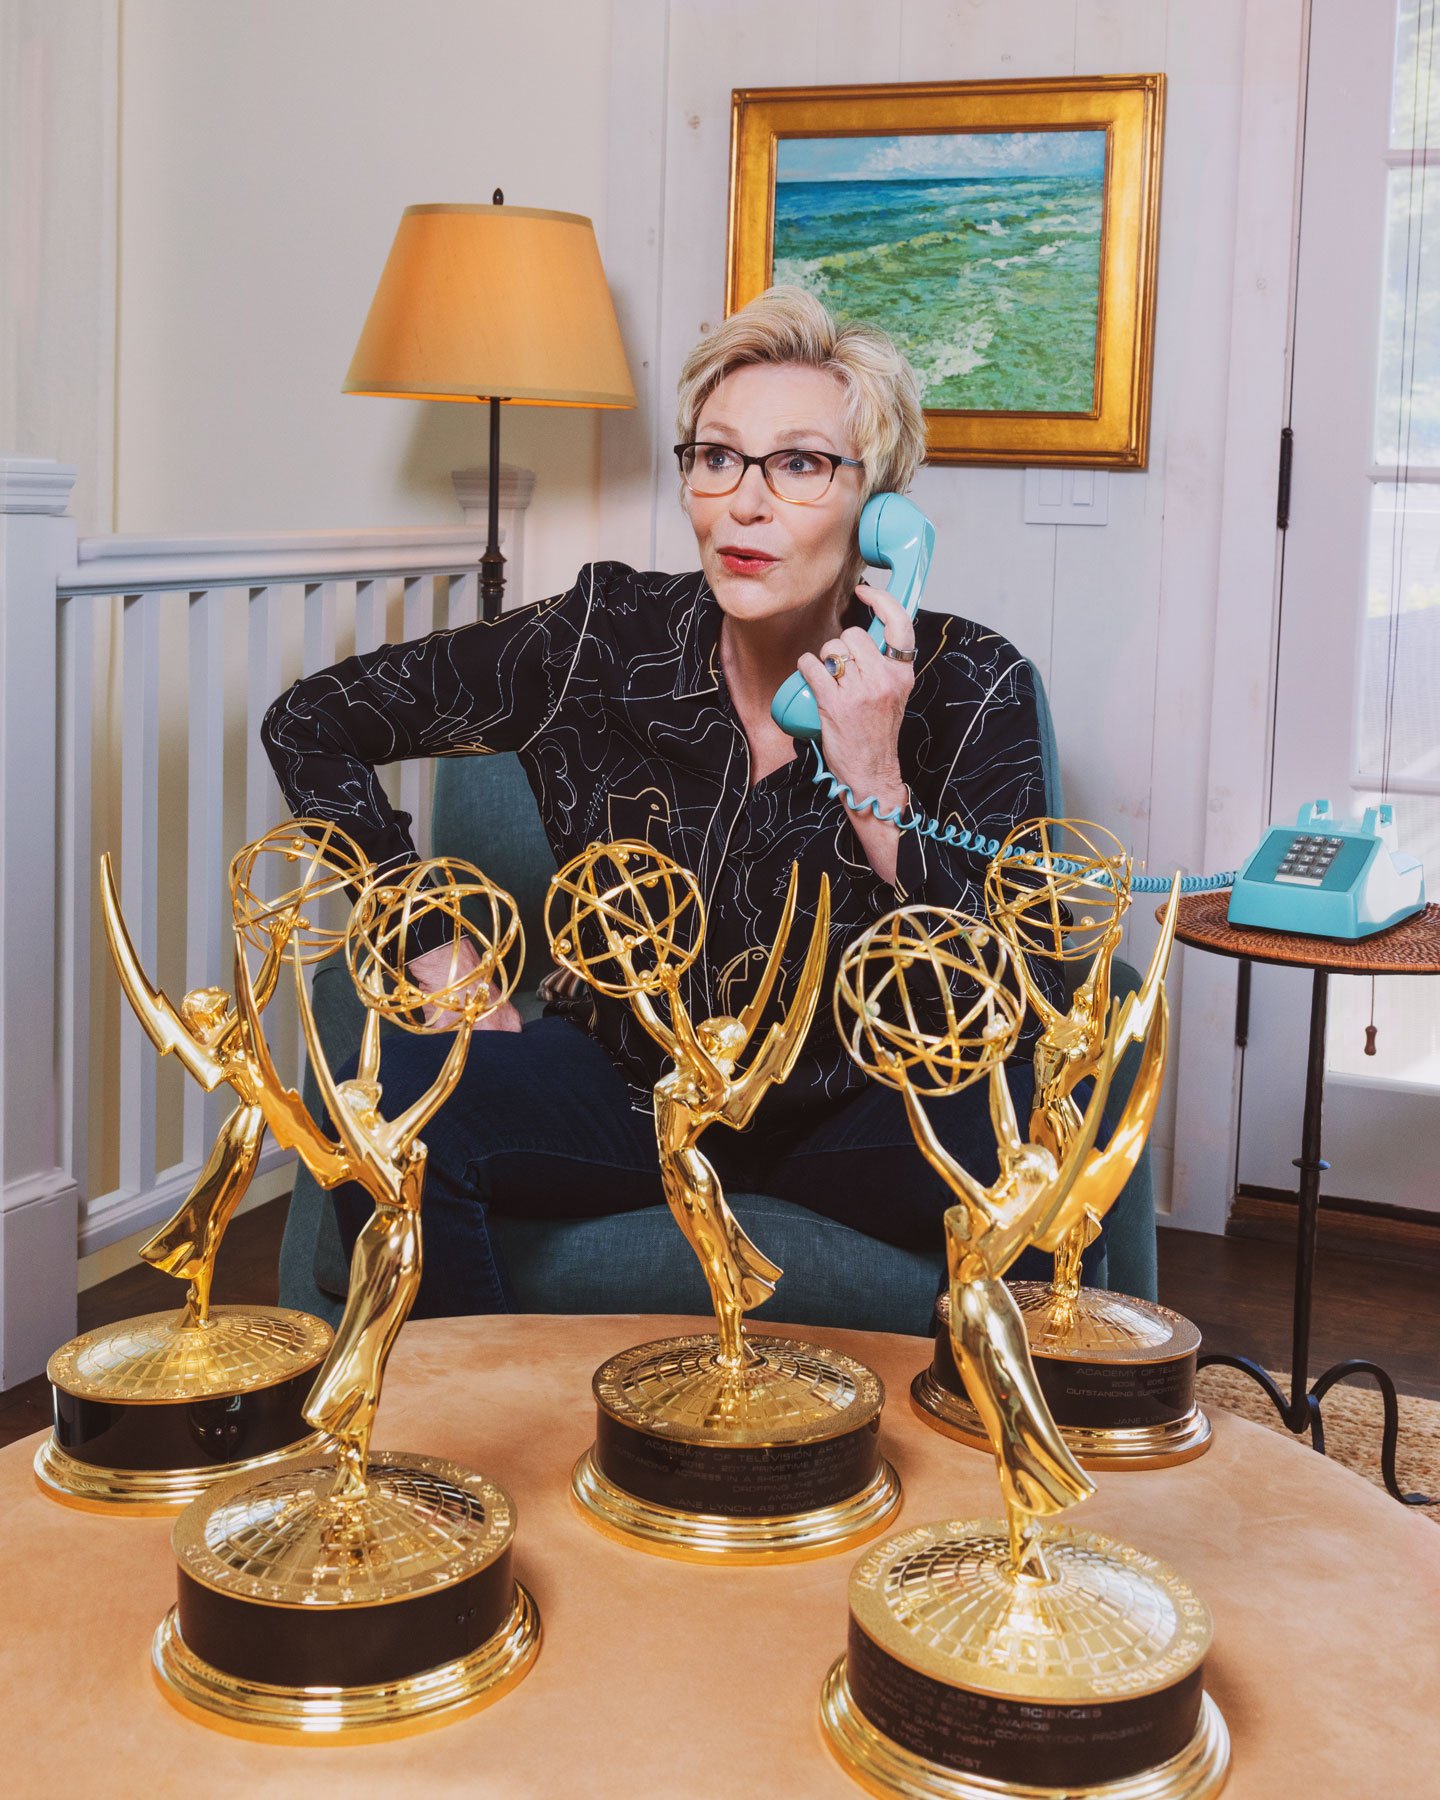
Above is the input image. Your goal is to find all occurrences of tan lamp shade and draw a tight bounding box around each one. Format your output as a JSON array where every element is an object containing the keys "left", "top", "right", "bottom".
[{"left": 344, "top": 203, "right": 636, "bottom": 408}]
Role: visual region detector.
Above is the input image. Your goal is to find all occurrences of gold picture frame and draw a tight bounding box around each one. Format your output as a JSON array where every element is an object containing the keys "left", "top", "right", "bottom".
[{"left": 726, "top": 76, "right": 1165, "bottom": 469}]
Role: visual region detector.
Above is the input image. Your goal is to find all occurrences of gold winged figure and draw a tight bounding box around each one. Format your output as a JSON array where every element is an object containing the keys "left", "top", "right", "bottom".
[
  {"left": 235, "top": 858, "right": 519, "bottom": 1501},
  {"left": 910, "top": 1012, "right": 1174, "bottom": 1576},
  {"left": 824, "top": 907, "right": 1229, "bottom": 1800},
  {"left": 101, "top": 851, "right": 306, "bottom": 1328},
  {"left": 837, "top": 905, "right": 1169, "bottom": 1578},
  {"left": 986, "top": 819, "right": 1180, "bottom": 1301},
  {"left": 548, "top": 846, "right": 831, "bottom": 1372},
  {"left": 1033, "top": 881, "right": 1179, "bottom": 1297},
  {"left": 901, "top": 1044, "right": 1095, "bottom": 1571},
  {"left": 649, "top": 868, "right": 831, "bottom": 1371}
]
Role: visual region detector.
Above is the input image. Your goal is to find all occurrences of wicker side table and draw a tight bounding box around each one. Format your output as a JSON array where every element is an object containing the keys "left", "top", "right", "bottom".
[{"left": 1166, "top": 893, "right": 1440, "bottom": 1505}]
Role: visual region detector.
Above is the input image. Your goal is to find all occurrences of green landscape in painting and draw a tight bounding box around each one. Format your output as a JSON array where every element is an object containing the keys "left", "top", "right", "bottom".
[{"left": 772, "top": 130, "right": 1106, "bottom": 413}]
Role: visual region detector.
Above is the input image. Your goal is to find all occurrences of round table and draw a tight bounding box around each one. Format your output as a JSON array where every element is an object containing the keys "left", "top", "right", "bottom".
[
  {"left": 5, "top": 1314, "right": 1439, "bottom": 1797},
  {"left": 1167, "top": 893, "right": 1440, "bottom": 1502}
]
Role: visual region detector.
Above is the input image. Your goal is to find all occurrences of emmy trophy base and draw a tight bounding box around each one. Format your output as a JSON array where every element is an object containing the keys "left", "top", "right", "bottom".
[
  {"left": 820, "top": 1520, "right": 1229, "bottom": 1800},
  {"left": 573, "top": 1333, "right": 901, "bottom": 1563},
  {"left": 35, "top": 1304, "right": 333, "bottom": 1514},
  {"left": 152, "top": 1451, "right": 540, "bottom": 1743},
  {"left": 914, "top": 1286, "right": 1212, "bottom": 1472}
]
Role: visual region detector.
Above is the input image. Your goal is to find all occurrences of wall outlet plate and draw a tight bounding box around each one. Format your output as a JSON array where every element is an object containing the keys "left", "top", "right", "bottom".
[{"left": 1023, "top": 468, "right": 1110, "bottom": 526}]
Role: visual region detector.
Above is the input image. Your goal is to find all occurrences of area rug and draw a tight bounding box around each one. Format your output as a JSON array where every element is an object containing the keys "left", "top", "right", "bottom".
[{"left": 1196, "top": 1364, "right": 1440, "bottom": 1524}]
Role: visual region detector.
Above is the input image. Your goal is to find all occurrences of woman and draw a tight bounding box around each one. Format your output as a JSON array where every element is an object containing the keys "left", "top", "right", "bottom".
[{"left": 263, "top": 286, "right": 1058, "bottom": 1316}]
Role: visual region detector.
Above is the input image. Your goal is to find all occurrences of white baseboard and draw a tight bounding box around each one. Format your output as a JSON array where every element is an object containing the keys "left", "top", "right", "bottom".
[
  {"left": 77, "top": 1161, "right": 295, "bottom": 1290},
  {"left": 1, "top": 1170, "right": 80, "bottom": 1390},
  {"left": 77, "top": 1145, "right": 295, "bottom": 1259}
]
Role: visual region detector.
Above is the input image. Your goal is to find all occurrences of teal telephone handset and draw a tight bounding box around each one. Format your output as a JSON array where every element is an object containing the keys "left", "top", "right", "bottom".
[
  {"left": 771, "top": 491, "right": 935, "bottom": 741},
  {"left": 1227, "top": 800, "right": 1426, "bottom": 940}
]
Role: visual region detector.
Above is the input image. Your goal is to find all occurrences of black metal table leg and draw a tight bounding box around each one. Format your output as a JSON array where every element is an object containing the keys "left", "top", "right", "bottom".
[
  {"left": 1198, "top": 967, "right": 1433, "bottom": 1506},
  {"left": 1310, "top": 1359, "right": 1433, "bottom": 1505},
  {"left": 1284, "top": 968, "right": 1330, "bottom": 1425}
]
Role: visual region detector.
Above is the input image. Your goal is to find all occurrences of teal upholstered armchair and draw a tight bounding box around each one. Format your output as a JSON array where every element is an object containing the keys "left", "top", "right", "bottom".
[{"left": 278, "top": 661, "right": 1158, "bottom": 1332}]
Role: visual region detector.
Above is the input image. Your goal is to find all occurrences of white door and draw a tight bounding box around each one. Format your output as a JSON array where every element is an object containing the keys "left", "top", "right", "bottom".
[{"left": 1238, "top": 0, "right": 1440, "bottom": 1214}]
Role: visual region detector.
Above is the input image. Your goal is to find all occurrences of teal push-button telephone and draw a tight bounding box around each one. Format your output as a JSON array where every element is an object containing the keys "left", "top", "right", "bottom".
[{"left": 1227, "top": 800, "right": 1426, "bottom": 940}]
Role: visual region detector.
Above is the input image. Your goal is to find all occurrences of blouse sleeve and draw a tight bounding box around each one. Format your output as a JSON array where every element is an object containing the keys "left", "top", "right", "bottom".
[
  {"left": 261, "top": 563, "right": 608, "bottom": 880},
  {"left": 891, "top": 632, "right": 1045, "bottom": 884},
  {"left": 891, "top": 638, "right": 1066, "bottom": 1018}
]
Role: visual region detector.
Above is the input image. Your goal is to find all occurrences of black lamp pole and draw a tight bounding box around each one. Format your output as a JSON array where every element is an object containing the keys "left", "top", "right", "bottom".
[
  {"left": 480, "top": 391, "right": 506, "bottom": 620},
  {"left": 480, "top": 185, "right": 508, "bottom": 622}
]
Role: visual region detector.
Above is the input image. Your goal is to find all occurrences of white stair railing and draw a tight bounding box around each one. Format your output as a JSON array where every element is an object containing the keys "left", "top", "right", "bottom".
[{"left": 0, "top": 455, "right": 531, "bottom": 1388}]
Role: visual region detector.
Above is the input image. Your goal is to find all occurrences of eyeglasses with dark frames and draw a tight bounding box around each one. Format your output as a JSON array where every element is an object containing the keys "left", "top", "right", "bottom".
[{"left": 673, "top": 441, "right": 864, "bottom": 505}]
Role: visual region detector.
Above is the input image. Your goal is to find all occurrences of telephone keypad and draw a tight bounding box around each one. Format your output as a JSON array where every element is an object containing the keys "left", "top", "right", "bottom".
[{"left": 1274, "top": 833, "right": 1343, "bottom": 887}]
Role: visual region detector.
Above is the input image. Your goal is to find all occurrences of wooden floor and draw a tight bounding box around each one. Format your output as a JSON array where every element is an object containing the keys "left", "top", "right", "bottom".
[
  {"left": 2, "top": 1202, "right": 1436, "bottom": 1451},
  {"left": 1158, "top": 1223, "right": 1440, "bottom": 1402}
]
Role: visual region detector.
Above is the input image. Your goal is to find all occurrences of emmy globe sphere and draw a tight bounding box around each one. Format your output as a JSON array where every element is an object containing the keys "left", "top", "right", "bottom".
[
  {"left": 984, "top": 816, "right": 1131, "bottom": 967},
  {"left": 545, "top": 839, "right": 702, "bottom": 998},
  {"left": 230, "top": 818, "right": 371, "bottom": 962},
  {"left": 346, "top": 857, "right": 524, "bottom": 1033},
  {"left": 833, "top": 905, "right": 1024, "bottom": 1096}
]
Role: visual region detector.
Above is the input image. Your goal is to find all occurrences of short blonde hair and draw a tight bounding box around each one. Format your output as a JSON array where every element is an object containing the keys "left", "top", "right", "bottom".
[{"left": 674, "top": 287, "right": 927, "bottom": 504}]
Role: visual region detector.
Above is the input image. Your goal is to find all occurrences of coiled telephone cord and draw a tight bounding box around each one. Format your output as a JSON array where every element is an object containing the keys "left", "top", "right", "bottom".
[{"left": 807, "top": 744, "right": 1237, "bottom": 894}]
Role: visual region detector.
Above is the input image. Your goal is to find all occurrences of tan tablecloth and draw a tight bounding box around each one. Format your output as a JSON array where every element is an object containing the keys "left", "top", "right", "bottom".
[{"left": 3, "top": 1314, "right": 1438, "bottom": 1798}]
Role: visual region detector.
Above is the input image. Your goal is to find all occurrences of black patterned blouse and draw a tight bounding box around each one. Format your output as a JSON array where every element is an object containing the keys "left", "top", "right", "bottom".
[{"left": 262, "top": 562, "right": 1053, "bottom": 1121}]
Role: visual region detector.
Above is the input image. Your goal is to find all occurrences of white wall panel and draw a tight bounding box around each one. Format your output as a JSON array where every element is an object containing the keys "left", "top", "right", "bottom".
[
  {"left": 0, "top": 0, "right": 119, "bottom": 535},
  {"left": 114, "top": 0, "right": 614, "bottom": 610}
]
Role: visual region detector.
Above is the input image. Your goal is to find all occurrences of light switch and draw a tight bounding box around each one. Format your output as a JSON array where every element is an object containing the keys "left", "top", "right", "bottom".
[{"left": 1023, "top": 468, "right": 1110, "bottom": 525}]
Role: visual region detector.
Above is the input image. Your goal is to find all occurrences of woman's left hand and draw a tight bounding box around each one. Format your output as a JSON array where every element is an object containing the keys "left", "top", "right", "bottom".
[{"left": 796, "top": 580, "right": 916, "bottom": 816}]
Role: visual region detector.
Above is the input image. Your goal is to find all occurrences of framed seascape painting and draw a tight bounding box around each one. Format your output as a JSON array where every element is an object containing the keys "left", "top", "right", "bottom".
[{"left": 726, "top": 76, "right": 1165, "bottom": 467}]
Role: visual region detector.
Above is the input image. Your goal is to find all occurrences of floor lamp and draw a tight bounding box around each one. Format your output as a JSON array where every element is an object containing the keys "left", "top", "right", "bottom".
[{"left": 344, "top": 192, "right": 636, "bottom": 619}]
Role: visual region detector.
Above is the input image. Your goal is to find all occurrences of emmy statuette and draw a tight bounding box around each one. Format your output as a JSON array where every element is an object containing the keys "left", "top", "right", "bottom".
[
  {"left": 822, "top": 906, "right": 1229, "bottom": 1799},
  {"left": 548, "top": 841, "right": 900, "bottom": 1562},
  {"left": 36, "top": 823, "right": 367, "bottom": 1514},
  {"left": 151, "top": 859, "right": 540, "bottom": 1743},
  {"left": 911, "top": 820, "right": 1211, "bottom": 1470}
]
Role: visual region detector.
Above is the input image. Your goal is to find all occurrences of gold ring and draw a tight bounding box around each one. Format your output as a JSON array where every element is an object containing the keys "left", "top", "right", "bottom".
[{"left": 824, "top": 654, "right": 848, "bottom": 682}]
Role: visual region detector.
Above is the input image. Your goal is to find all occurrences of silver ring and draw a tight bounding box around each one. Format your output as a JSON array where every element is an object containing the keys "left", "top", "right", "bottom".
[{"left": 880, "top": 640, "right": 917, "bottom": 664}]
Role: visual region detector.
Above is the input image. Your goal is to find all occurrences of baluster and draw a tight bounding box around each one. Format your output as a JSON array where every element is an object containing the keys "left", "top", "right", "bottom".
[
  {"left": 448, "top": 569, "right": 480, "bottom": 630},
  {"left": 245, "top": 584, "right": 285, "bottom": 846},
  {"left": 352, "top": 577, "right": 395, "bottom": 807},
  {"left": 303, "top": 577, "right": 338, "bottom": 677},
  {"left": 184, "top": 589, "right": 228, "bottom": 1166},
  {"left": 354, "top": 575, "right": 387, "bottom": 656},
  {"left": 247, "top": 581, "right": 307, "bottom": 1090},
  {"left": 118, "top": 590, "right": 163, "bottom": 1198},
  {"left": 401, "top": 573, "right": 431, "bottom": 642},
  {"left": 295, "top": 578, "right": 345, "bottom": 1084},
  {"left": 399, "top": 576, "right": 434, "bottom": 853},
  {"left": 301, "top": 577, "right": 348, "bottom": 932},
  {"left": 58, "top": 596, "right": 97, "bottom": 1200}
]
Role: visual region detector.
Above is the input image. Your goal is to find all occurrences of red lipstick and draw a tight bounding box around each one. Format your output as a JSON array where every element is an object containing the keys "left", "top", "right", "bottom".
[{"left": 717, "top": 547, "right": 777, "bottom": 575}]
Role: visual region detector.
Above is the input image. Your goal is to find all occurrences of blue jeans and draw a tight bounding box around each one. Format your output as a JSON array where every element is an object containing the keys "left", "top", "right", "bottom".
[{"left": 332, "top": 1014, "right": 1081, "bottom": 1317}]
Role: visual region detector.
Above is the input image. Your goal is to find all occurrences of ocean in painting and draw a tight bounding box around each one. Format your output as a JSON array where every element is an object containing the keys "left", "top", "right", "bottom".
[{"left": 772, "top": 135, "right": 1105, "bottom": 414}]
